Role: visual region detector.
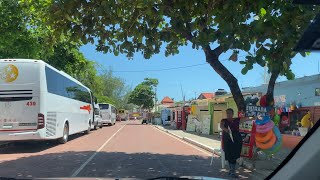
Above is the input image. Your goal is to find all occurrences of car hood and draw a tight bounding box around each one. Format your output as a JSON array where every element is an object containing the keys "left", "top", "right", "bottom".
[{"left": 31, "top": 176, "right": 226, "bottom": 180}]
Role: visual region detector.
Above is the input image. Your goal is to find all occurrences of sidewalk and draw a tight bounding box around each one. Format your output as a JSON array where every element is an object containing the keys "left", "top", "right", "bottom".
[{"left": 154, "top": 125, "right": 291, "bottom": 179}]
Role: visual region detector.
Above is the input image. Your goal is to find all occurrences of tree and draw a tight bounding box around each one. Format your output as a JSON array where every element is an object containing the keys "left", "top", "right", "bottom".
[
  {"left": 0, "top": 0, "right": 42, "bottom": 58},
  {"left": 97, "top": 67, "right": 132, "bottom": 108},
  {"left": 128, "top": 78, "right": 158, "bottom": 110},
  {"left": 40, "top": 1, "right": 319, "bottom": 111}
]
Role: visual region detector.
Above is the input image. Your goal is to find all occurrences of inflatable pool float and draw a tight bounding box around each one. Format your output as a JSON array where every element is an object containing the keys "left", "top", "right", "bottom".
[
  {"left": 262, "top": 126, "right": 282, "bottom": 155},
  {"left": 255, "top": 115, "right": 271, "bottom": 125},
  {"left": 256, "top": 121, "right": 275, "bottom": 133},
  {"left": 255, "top": 130, "right": 274, "bottom": 143},
  {"left": 256, "top": 133, "right": 276, "bottom": 149}
]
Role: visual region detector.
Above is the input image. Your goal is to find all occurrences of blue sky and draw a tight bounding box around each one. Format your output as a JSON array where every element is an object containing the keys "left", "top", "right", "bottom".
[{"left": 80, "top": 44, "right": 319, "bottom": 102}]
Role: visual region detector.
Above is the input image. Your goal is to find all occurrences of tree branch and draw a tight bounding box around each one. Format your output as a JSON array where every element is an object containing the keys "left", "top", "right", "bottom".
[
  {"left": 266, "top": 70, "right": 280, "bottom": 106},
  {"left": 203, "top": 45, "right": 245, "bottom": 111}
]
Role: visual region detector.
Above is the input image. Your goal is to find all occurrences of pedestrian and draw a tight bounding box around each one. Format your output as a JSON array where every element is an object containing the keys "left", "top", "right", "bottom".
[{"left": 220, "top": 108, "right": 254, "bottom": 178}]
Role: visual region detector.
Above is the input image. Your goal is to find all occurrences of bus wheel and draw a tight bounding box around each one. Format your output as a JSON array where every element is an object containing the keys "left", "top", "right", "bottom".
[
  {"left": 58, "top": 123, "right": 69, "bottom": 144},
  {"left": 85, "top": 121, "right": 91, "bottom": 134},
  {"left": 94, "top": 125, "right": 98, "bottom": 130},
  {"left": 99, "top": 123, "right": 103, "bottom": 129}
]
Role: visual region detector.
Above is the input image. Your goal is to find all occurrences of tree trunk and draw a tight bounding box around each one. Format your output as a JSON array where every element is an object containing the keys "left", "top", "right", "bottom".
[
  {"left": 203, "top": 46, "right": 246, "bottom": 112},
  {"left": 266, "top": 70, "right": 280, "bottom": 107}
]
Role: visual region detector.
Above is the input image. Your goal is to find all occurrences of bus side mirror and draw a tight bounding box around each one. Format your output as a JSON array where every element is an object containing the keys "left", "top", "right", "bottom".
[{"left": 94, "top": 96, "right": 98, "bottom": 104}]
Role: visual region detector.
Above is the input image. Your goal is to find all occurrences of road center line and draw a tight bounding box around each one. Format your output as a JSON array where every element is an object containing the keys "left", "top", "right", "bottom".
[
  {"left": 71, "top": 124, "right": 127, "bottom": 177},
  {"left": 153, "top": 126, "right": 212, "bottom": 156}
]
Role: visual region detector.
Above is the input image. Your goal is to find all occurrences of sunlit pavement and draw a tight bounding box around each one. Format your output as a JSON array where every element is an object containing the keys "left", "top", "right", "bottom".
[{"left": 0, "top": 121, "right": 255, "bottom": 179}]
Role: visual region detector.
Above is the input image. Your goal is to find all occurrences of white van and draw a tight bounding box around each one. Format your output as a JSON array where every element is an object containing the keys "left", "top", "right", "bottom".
[{"left": 98, "top": 103, "right": 116, "bottom": 126}]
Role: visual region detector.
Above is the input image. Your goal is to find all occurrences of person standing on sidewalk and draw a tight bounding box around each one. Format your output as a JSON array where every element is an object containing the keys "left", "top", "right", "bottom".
[{"left": 220, "top": 108, "right": 253, "bottom": 178}]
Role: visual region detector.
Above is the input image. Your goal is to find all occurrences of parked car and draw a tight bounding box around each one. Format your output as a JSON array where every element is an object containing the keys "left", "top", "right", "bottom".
[{"left": 92, "top": 106, "right": 103, "bottom": 130}]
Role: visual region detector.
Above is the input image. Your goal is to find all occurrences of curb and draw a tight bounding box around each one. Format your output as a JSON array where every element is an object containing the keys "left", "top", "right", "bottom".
[
  {"left": 154, "top": 125, "right": 270, "bottom": 179},
  {"left": 154, "top": 125, "right": 184, "bottom": 139},
  {"left": 182, "top": 137, "right": 214, "bottom": 153},
  {"left": 154, "top": 125, "right": 221, "bottom": 156}
]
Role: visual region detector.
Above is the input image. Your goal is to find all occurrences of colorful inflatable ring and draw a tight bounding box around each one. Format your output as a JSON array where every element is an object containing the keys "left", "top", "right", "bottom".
[
  {"left": 255, "top": 130, "right": 274, "bottom": 143},
  {"left": 256, "top": 121, "right": 275, "bottom": 133},
  {"left": 255, "top": 116, "right": 271, "bottom": 125},
  {"left": 262, "top": 126, "right": 282, "bottom": 155},
  {"left": 255, "top": 133, "right": 276, "bottom": 149}
]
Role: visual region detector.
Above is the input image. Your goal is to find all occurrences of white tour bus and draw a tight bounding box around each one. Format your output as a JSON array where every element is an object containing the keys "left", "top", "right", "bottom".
[
  {"left": 0, "top": 59, "right": 96, "bottom": 144},
  {"left": 98, "top": 103, "right": 117, "bottom": 126}
]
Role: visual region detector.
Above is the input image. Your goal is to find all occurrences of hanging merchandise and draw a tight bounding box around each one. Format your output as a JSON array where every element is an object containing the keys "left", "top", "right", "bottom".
[
  {"left": 262, "top": 126, "right": 282, "bottom": 155},
  {"left": 260, "top": 95, "right": 267, "bottom": 107},
  {"left": 256, "top": 121, "right": 275, "bottom": 133},
  {"left": 280, "top": 112, "right": 289, "bottom": 128},
  {"left": 255, "top": 130, "right": 273, "bottom": 143},
  {"left": 256, "top": 133, "right": 276, "bottom": 149},
  {"left": 255, "top": 114, "right": 282, "bottom": 155},
  {"left": 255, "top": 115, "right": 271, "bottom": 125},
  {"left": 277, "top": 108, "right": 281, "bottom": 115},
  {"left": 300, "top": 111, "right": 312, "bottom": 128},
  {"left": 274, "top": 114, "right": 281, "bottom": 126}
]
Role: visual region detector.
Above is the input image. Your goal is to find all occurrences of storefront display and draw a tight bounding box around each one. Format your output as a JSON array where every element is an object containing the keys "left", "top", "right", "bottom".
[{"left": 239, "top": 120, "right": 255, "bottom": 158}]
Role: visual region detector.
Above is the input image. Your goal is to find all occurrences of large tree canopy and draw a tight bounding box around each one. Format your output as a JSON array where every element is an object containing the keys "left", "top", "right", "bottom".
[
  {"left": 24, "top": 0, "right": 319, "bottom": 111},
  {"left": 0, "top": 0, "right": 133, "bottom": 109},
  {"left": 129, "top": 78, "right": 158, "bottom": 110}
]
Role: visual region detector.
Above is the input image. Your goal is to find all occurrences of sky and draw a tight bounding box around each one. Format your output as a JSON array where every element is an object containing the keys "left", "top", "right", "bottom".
[{"left": 80, "top": 44, "right": 320, "bottom": 102}]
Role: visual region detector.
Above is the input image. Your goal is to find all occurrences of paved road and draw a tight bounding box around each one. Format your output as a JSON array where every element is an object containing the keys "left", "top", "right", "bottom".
[{"left": 0, "top": 121, "right": 254, "bottom": 179}]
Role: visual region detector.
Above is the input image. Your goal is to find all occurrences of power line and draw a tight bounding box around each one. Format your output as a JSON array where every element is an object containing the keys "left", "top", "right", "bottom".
[
  {"left": 113, "top": 62, "right": 208, "bottom": 73},
  {"left": 109, "top": 55, "right": 246, "bottom": 73}
]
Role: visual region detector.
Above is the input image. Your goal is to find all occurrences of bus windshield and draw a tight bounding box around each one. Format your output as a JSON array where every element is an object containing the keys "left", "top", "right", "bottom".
[{"left": 99, "top": 104, "right": 109, "bottom": 110}]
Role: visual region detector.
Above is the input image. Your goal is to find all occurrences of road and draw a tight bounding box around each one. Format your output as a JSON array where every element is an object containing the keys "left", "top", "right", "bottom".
[{"left": 0, "top": 121, "right": 254, "bottom": 179}]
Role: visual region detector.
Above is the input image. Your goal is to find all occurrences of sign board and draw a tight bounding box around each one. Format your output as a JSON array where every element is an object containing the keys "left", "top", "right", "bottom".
[
  {"left": 240, "top": 105, "right": 266, "bottom": 159},
  {"left": 239, "top": 120, "right": 255, "bottom": 158},
  {"left": 245, "top": 105, "right": 267, "bottom": 117},
  {"left": 274, "top": 95, "right": 286, "bottom": 107}
]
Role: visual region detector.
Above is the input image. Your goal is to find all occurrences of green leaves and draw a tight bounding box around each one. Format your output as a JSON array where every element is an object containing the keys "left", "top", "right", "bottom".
[
  {"left": 241, "top": 66, "right": 249, "bottom": 75},
  {"left": 128, "top": 78, "right": 158, "bottom": 109},
  {"left": 260, "top": 8, "right": 267, "bottom": 17}
]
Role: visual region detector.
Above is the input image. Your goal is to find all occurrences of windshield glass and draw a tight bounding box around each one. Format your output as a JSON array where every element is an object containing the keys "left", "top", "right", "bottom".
[
  {"left": 1, "top": 1, "right": 319, "bottom": 180},
  {"left": 99, "top": 104, "right": 109, "bottom": 110}
]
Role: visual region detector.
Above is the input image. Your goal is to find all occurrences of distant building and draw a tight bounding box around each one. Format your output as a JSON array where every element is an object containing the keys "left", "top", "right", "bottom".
[
  {"left": 154, "top": 96, "right": 175, "bottom": 112},
  {"left": 242, "top": 74, "right": 320, "bottom": 107},
  {"left": 161, "top": 96, "right": 174, "bottom": 104},
  {"left": 197, "top": 93, "right": 215, "bottom": 100}
]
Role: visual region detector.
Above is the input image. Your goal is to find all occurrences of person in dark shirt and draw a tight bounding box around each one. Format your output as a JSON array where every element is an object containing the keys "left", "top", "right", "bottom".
[{"left": 220, "top": 108, "right": 254, "bottom": 178}]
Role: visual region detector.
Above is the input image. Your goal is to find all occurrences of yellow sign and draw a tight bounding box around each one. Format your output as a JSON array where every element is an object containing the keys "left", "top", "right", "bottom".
[{"left": 0, "top": 64, "right": 19, "bottom": 83}]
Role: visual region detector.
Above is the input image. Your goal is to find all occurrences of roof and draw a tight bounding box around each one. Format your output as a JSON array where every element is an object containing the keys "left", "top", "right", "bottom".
[
  {"left": 242, "top": 74, "right": 320, "bottom": 93},
  {"left": 198, "top": 93, "right": 215, "bottom": 99},
  {"left": 161, "top": 96, "right": 174, "bottom": 104}
]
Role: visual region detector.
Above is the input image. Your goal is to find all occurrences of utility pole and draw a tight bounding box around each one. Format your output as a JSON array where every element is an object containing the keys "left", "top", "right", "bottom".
[
  {"left": 154, "top": 87, "right": 157, "bottom": 112},
  {"left": 180, "top": 83, "right": 185, "bottom": 105}
]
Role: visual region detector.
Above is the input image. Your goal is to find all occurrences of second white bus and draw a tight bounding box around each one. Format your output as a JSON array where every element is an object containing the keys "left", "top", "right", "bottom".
[{"left": 0, "top": 59, "right": 96, "bottom": 143}]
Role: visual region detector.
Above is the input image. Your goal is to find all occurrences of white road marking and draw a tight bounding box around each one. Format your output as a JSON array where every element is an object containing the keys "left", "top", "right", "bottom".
[
  {"left": 153, "top": 126, "right": 213, "bottom": 156},
  {"left": 71, "top": 124, "right": 127, "bottom": 177}
]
